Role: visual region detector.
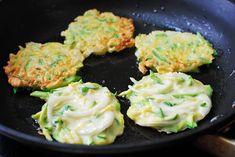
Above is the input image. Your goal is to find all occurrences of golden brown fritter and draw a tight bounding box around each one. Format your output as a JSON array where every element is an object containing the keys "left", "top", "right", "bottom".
[
  {"left": 4, "top": 42, "right": 84, "bottom": 90},
  {"left": 135, "top": 31, "right": 215, "bottom": 74},
  {"left": 61, "top": 9, "right": 135, "bottom": 57}
]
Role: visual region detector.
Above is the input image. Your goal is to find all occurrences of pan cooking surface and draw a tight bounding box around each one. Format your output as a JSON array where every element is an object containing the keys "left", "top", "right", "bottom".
[{"left": 0, "top": 0, "right": 235, "bottom": 154}]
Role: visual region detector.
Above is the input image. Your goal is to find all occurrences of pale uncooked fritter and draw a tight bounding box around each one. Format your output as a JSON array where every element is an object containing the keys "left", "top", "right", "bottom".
[
  {"left": 135, "top": 31, "right": 215, "bottom": 74},
  {"left": 31, "top": 82, "right": 124, "bottom": 145},
  {"left": 61, "top": 9, "right": 135, "bottom": 57},
  {"left": 120, "top": 72, "right": 212, "bottom": 133},
  {"left": 4, "top": 42, "right": 84, "bottom": 90}
]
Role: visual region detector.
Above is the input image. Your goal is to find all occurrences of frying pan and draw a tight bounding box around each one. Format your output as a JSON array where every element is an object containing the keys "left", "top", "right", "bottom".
[{"left": 0, "top": 0, "right": 235, "bottom": 154}]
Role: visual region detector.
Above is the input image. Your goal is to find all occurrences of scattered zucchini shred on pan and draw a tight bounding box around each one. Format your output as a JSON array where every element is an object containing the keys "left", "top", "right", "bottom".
[
  {"left": 4, "top": 42, "right": 84, "bottom": 90},
  {"left": 31, "top": 82, "right": 124, "bottom": 145},
  {"left": 135, "top": 31, "right": 216, "bottom": 74},
  {"left": 61, "top": 9, "right": 135, "bottom": 57},
  {"left": 119, "top": 71, "right": 212, "bottom": 133}
]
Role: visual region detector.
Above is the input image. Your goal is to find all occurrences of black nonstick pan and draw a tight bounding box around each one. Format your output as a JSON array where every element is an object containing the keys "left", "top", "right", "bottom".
[{"left": 0, "top": 0, "right": 235, "bottom": 154}]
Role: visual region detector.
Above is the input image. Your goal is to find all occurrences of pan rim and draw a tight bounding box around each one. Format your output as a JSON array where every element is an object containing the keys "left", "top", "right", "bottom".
[{"left": 0, "top": 111, "right": 235, "bottom": 154}]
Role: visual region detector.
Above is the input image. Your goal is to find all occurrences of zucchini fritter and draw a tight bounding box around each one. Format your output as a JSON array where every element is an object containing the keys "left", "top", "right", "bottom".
[
  {"left": 61, "top": 9, "right": 135, "bottom": 57},
  {"left": 120, "top": 72, "right": 212, "bottom": 133},
  {"left": 135, "top": 31, "right": 215, "bottom": 74},
  {"left": 4, "top": 42, "right": 84, "bottom": 90},
  {"left": 31, "top": 82, "right": 124, "bottom": 145}
]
